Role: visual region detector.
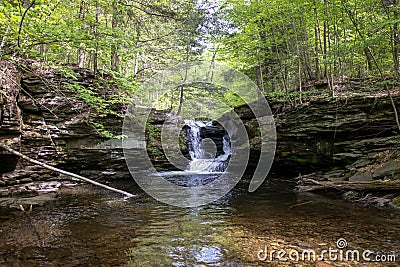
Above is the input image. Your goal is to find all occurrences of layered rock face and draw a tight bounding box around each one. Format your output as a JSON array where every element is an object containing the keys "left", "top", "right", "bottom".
[
  {"left": 0, "top": 61, "right": 193, "bottom": 188},
  {"left": 1, "top": 60, "right": 399, "bottom": 195},
  {"left": 236, "top": 94, "right": 400, "bottom": 207},
  {"left": 0, "top": 61, "right": 129, "bottom": 186},
  {"left": 273, "top": 95, "right": 400, "bottom": 176},
  {"left": 0, "top": 61, "right": 21, "bottom": 175},
  {"left": 238, "top": 94, "right": 399, "bottom": 181}
]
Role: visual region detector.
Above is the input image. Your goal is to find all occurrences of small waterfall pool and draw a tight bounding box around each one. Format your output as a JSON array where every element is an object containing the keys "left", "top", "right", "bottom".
[
  {"left": 1, "top": 178, "right": 399, "bottom": 267},
  {"left": 185, "top": 120, "right": 231, "bottom": 173},
  {"left": 2, "top": 120, "right": 399, "bottom": 266},
  {"left": 158, "top": 120, "right": 232, "bottom": 186}
]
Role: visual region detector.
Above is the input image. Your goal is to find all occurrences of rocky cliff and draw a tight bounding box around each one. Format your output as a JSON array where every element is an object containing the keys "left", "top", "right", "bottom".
[
  {"left": 0, "top": 60, "right": 129, "bottom": 189},
  {"left": 1, "top": 60, "right": 400, "bottom": 207},
  {"left": 273, "top": 94, "right": 400, "bottom": 175}
]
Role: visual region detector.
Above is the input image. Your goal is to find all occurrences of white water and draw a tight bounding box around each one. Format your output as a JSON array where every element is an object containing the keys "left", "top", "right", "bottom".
[
  {"left": 157, "top": 121, "right": 231, "bottom": 179},
  {"left": 185, "top": 120, "right": 231, "bottom": 173},
  {"left": 186, "top": 120, "right": 207, "bottom": 160}
]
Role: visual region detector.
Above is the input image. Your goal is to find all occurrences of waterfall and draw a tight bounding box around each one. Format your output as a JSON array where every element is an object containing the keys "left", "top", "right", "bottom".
[
  {"left": 221, "top": 135, "right": 232, "bottom": 161},
  {"left": 186, "top": 120, "right": 207, "bottom": 160},
  {"left": 185, "top": 120, "right": 231, "bottom": 173}
]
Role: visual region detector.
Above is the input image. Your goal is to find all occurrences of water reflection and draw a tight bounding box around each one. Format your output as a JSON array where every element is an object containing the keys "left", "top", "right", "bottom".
[
  {"left": 124, "top": 202, "right": 238, "bottom": 267},
  {"left": 0, "top": 178, "right": 399, "bottom": 266}
]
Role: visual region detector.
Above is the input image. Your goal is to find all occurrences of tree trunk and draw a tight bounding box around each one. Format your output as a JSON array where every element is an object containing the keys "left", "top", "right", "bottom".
[
  {"left": 78, "top": 51, "right": 86, "bottom": 68},
  {"left": 77, "top": 0, "right": 86, "bottom": 68},
  {"left": 323, "top": 0, "right": 328, "bottom": 78},
  {"left": 17, "top": 0, "right": 36, "bottom": 48},
  {"left": 297, "top": 178, "right": 400, "bottom": 193},
  {"left": 342, "top": 1, "right": 373, "bottom": 72},
  {"left": 269, "top": 17, "right": 289, "bottom": 94},
  {"left": 393, "top": 0, "right": 400, "bottom": 76},
  {"left": 313, "top": 0, "right": 321, "bottom": 80},
  {"left": 255, "top": 62, "right": 264, "bottom": 92},
  {"left": 93, "top": 0, "right": 100, "bottom": 75},
  {"left": 292, "top": 16, "right": 303, "bottom": 103},
  {"left": 134, "top": 28, "right": 140, "bottom": 76},
  {"left": 364, "top": 47, "right": 374, "bottom": 72},
  {"left": 111, "top": 0, "right": 120, "bottom": 72},
  {"left": 177, "top": 44, "right": 190, "bottom": 116},
  {"left": 299, "top": 12, "right": 315, "bottom": 80}
]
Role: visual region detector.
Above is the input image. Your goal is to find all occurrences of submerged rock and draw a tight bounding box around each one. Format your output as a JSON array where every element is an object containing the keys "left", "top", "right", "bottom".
[
  {"left": 0, "top": 181, "right": 66, "bottom": 209},
  {"left": 0, "top": 192, "right": 59, "bottom": 209}
]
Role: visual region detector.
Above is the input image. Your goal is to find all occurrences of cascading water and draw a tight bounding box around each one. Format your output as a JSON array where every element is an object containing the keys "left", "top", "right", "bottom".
[
  {"left": 185, "top": 120, "right": 231, "bottom": 173},
  {"left": 186, "top": 121, "right": 207, "bottom": 160},
  {"left": 157, "top": 120, "right": 231, "bottom": 187}
]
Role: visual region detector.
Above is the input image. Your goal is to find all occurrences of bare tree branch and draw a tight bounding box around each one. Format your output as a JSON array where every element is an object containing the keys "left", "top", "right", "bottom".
[
  {"left": 0, "top": 143, "right": 135, "bottom": 199},
  {"left": 18, "top": 0, "right": 36, "bottom": 48}
]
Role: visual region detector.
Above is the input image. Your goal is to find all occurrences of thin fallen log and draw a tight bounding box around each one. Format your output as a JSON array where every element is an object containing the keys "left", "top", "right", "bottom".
[
  {"left": 297, "top": 178, "right": 400, "bottom": 193},
  {"left": 0, "top": 143, "right": 135, "bottom": 199},
  {"left": 289, "top": 201, "right": 313, "bottom": 209}
]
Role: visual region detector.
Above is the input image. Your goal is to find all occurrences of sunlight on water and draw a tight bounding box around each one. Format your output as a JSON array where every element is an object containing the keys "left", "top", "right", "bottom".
[{"left": 0, "top": 179, "right": 399, "bottom": 266}]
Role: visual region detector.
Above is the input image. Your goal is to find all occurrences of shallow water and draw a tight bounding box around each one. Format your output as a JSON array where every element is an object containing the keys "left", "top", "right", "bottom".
[{"left": 0, "top": 177, "right": 399, "bottom": 266}]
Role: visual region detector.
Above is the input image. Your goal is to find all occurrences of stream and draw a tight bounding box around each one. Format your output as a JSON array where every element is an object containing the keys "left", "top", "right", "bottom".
[
  {"left": 0, "top": 121, "right": 399, "bottom": 266},
  {"left": 0, "top": 178, "right": 399, "bottom": 266}
]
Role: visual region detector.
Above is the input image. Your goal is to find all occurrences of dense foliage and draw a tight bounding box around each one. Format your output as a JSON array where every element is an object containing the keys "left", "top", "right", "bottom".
[
  {"left": 214, "top": 0, "right": 400, "bottom": 94},
  {"left": 0, "top": 0, "right": 210, "bottom": 78},
  {"left": 1, "top": 0, "right": 400, "bottom": 97}
]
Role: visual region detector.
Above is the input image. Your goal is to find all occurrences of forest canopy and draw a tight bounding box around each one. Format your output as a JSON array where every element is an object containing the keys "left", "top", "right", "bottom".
[{"left": 1, "top": 0, "right": 400, "bottom": 96}]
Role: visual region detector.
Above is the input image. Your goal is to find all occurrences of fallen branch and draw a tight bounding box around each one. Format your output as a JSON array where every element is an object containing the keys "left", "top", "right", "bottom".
[
  {"left": 289, "top": 201, "right": 313, "bottom": 209},
  {"left": 297, "top": 178, "right": 400, "bottom": 193},
  {"left": 0, "top": 143, "right": 135, "bottom": 199}
]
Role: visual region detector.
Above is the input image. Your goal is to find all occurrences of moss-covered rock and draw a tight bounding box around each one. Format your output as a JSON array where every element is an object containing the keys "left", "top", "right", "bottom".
[{"left": 391, "top": 196, "right": 400, "bottom": 208}]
